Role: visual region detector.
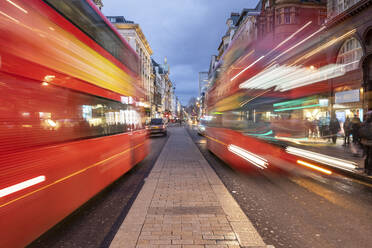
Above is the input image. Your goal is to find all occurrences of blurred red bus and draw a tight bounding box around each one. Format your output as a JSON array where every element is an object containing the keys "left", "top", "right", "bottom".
[
  {"left": 205, "top": 16, "right": 363, "bottom": 176},
  {"left": 0, "top": 1, "right": 148, "bottom": 247}
]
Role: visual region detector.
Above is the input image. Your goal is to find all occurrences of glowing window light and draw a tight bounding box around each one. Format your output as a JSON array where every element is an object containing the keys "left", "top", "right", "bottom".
[
  {"left": 228, "top": 144, "right": 268, "bottom": 169},
  {"left": 297, "top": 160, "right": 332, "bottom": 175},
  {"left": 46, "top": 119, "right": 57, "bottom": 127},
  {"left": 0, "top": 176, "right": 46, "bottom": 198},
  {"left": 6, "top": 0, "right": 28, "bottom": 14},
  {"left": 44, "top": 75, "right": 55, "bottom": 82},
  {"left": 286, "top": 146, "right": 357, "bottom": 171}
]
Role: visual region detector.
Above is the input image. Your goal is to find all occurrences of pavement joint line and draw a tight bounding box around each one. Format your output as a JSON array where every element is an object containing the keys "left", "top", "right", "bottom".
[{"left": 109, "top": 127, "right": 271, "bottom": 248}]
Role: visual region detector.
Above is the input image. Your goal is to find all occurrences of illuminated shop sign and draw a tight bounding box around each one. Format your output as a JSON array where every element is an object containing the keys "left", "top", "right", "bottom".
[{"left": 335, "top": 89, "right": 360, "bottom": 104}]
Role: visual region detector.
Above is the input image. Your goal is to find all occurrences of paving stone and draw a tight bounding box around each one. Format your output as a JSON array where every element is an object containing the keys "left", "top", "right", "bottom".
[{"left": 109, "top": 128, "right": 267, "bottom": 248}]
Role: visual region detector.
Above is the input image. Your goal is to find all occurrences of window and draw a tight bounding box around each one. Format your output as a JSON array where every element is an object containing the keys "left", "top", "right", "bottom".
[
  {"left": 284, "top": 8, "right": 290, "bottom": 24},
  {"left": 319, "top": 9, "right": 327, "bottom": 24},
  {"left": 337, "top": 0, "right": 344, "bottom": 13},
  {"left": 336, "top": 0, "right": 361, "bottom": 14},
  {"left": 0, "top": 74, "right": 143, "bottom": 152},
  {"left": 43, "top": 0, "right": 139, "bottom": 75},
  {"left": 336, "top": 37, "right": 363, "bottom": 72},
  {"left": 292, "top": 7, "right": 298, "bottom": 24},
  {"left": 276, "top": 9, "right": 281, "bottom": 25}
]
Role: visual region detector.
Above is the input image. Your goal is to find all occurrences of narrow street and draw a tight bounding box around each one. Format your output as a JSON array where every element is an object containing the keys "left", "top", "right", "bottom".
[{"left": 188, "top": 127, "right": 372, "bottom": 248}]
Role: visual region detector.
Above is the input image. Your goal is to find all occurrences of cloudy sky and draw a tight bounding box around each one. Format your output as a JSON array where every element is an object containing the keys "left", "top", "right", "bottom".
[{"left": 103, "top": 0, "right": 258, "bottom": 105}]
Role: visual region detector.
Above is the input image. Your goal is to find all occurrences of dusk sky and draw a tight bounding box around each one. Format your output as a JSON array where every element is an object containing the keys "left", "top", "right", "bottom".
[{"left": 103, "top": 0, "right": 258, "bottom": 105}]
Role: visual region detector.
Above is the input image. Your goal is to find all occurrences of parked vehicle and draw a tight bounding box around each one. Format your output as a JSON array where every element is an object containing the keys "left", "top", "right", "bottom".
[
  {"left": 149, "top": 118, "right": 167, "bottom": 136},
  {"left": 197, "top": 120, "right": 207, "bottom": 136}
]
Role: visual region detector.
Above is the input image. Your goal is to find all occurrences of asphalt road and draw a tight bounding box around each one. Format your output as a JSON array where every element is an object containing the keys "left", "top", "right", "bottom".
[
  {"left": 28, "top": 134, "right": 168, "bottom": 248},
  {"left": 188, "top": 127, "right": 372, "bottom": 248}
]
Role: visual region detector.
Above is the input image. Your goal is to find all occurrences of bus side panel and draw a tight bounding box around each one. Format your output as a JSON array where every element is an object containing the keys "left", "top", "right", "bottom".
[{"left": 0, "top": 133, "right": 135, "bottom": 248}]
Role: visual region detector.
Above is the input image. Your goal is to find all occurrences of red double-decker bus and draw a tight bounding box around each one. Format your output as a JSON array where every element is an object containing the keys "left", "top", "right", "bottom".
[
  {"left": 205, "top": 19, "right": 362, "bottom": 177},
  {"left": 0, "top": 1, "right": 148, "bottom": 247}
]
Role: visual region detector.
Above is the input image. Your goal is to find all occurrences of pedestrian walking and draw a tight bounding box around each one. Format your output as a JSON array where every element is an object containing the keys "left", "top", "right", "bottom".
[
  {"left": 343, "top": 116, "right": 351, "bottom": 145},
  {"left": 351, "top": 115, "right": 361, "bottom": 144},
  {"left": 359, "top": 112, "right": 372, "bottom": 175},
  {"left": 329, "top": 114, "right": 340, "bottom": 144}
]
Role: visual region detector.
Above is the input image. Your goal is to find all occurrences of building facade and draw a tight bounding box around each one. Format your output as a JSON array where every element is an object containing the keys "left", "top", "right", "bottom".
[
  {"left": 152, "top": 58, "right": 175, "bottom": 119},
  {"left": 324, "top": 0, "right": 372, "bottom": 113},
  {"left": 106, "top": 16, "right": 153, "bottom": 118}
]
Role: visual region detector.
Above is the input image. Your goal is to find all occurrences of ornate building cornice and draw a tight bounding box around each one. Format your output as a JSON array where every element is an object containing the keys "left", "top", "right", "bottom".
[
  {"left": 114, "top": 23, "right": 153, "bottom": 55},
  {"left": 326, "top": 0, "right": 372, "bottom": 28}
]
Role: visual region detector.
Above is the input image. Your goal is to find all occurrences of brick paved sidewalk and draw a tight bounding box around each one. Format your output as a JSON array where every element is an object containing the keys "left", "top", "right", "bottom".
[{"left": 110, "top": 127, "right": 270, "bottom": 248}]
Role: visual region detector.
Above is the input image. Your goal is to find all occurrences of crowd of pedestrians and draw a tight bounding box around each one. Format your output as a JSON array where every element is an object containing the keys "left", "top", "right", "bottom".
[
  {"left": 342, "top": 113, "right": 372, "bottom": 175},
  {"left": 304, "top": 112, "right": 372, "bottom": 175}
]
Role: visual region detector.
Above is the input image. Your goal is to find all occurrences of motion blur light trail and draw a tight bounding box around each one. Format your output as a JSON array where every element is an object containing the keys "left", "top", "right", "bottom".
[
  {"left": 286, "top": 146, "right": 357, "bottom": 172},
  {"left": 228, "top": 144, "right": 268, "bottom": 169},
  {"left": 297, "top": 160, "right": 332, "bottom": 175},
  {"left": 0, "top": 176, "right": 46, "bottom": 198}
]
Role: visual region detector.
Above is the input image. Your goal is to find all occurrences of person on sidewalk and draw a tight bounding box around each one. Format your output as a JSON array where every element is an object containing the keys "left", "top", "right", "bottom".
[
  {"left": 329, "top": 114, "right": 340, "bottom": 144},
  {"left": 351, "top": 115, "right": 361, "bottom": 144},
  {"left": 359, "top": 112, "right": 372, "bottom": 175},
  {"left": 343, "top": 116, "right": 351, "bottom": 146}
]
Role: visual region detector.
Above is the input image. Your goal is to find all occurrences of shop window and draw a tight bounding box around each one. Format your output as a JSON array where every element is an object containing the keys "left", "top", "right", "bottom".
[{"left": 336, "top": 37, "right": 363, "bottom": 72}]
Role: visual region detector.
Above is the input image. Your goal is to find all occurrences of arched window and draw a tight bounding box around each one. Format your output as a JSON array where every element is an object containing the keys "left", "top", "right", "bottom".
[{"left": 336, "top": 37, "right": 363, "bottom": 72}]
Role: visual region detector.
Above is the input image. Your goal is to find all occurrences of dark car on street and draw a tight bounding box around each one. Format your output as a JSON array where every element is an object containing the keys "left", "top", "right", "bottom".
[{"left": 148, "top": 118, "right": 167, "bottom": 136}]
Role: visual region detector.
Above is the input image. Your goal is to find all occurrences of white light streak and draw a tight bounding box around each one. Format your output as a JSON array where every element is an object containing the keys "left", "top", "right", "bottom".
[
  {"left": 0, "top": 10, "right": 20, "bottom": 23},
  {"left": 239, "top": 63, "right": 345, "bottom": 92},
  {"left": 270, "top": 26, "right": 326, "bottom": 63},
  {"left": 6, "top": 0, "right": 28, "bottom": 14},
  {"left": 228, "top": 144, "right": 268, "bottom": 169},
  {"left": 0, "top": 176, "right": 46, "bottom": 198},
  {"left": 231, "top": 56, "right": 265, "bottom": 81},
  {"left": 267, "top": 21, "right": 312, "bottom": 57},
  {"left": 286, "top": 146, "right": 357, "bottom": 172}
]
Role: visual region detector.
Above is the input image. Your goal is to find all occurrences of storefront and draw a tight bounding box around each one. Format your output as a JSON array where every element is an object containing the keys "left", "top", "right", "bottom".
[{"left": 333, "top": 88, "right": 364, "bottom": 123}]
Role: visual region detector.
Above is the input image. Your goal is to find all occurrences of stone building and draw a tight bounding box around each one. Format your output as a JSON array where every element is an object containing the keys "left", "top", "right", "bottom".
[
  {"left": 217, "top": 13, "right": 240, "bottom": 60},
  {"left": 152, "top": 58, "right": 173, "bottom": 118},
  {"left": 257, "top": 0, "right": 326, "bottom": 43},
  {"left": 323, "top": 0, "right": 372, "bottom": 112},
  {"left": 106, "top": 16, "right": 153, "bottom": 117}
]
